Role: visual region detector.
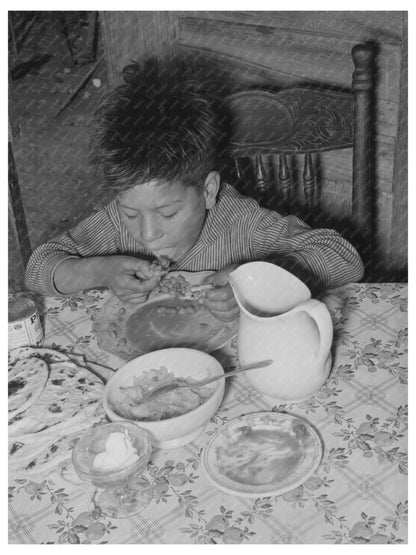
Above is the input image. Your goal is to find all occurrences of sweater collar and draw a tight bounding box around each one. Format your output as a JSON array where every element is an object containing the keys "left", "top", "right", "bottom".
[{"left": 199, "top": 183, "right": 237, "bottom": 245}]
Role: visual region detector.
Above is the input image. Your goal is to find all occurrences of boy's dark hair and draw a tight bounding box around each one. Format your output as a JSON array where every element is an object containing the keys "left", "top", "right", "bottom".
[{"left": 90, "top": 58, "right": 225, "bottom": 191}]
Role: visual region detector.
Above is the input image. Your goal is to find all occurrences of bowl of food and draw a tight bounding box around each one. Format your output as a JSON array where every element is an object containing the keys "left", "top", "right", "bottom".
[
  {"left": 72, "top": 421, "right": 153, "bottom": 517},
  {"left": 103, "top": 348, "right": 225, "bottom": 448}
]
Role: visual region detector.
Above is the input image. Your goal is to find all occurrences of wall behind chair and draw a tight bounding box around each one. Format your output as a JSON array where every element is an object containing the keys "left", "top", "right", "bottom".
[{"left": 99, "top": 11, "right": 408, "bottom": 282}]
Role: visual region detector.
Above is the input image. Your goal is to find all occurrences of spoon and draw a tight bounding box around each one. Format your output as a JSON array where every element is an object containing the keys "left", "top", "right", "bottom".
[{"left": 141, "top": 359, "right": 273, "bottom": 400}]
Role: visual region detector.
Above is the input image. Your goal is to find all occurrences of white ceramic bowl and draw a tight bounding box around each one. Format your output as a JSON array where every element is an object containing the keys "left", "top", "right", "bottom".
[{"left": 103, "top": 348, "right": 225, "bottom": 449}]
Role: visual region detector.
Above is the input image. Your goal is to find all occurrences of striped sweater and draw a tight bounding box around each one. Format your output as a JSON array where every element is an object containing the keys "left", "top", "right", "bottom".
[{"left": 25, "top": 183, "right": 364, "bottom": 296}]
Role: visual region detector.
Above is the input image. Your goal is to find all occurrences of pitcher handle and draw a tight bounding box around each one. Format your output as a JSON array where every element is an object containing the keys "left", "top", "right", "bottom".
[{"left": 290, "top": 299, "right": 333, "bottom": 362}]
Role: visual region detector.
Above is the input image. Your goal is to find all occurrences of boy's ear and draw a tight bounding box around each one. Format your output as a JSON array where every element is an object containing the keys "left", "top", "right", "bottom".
[{"left": 203, "top": 171, "right": 220, "bottom": 209}]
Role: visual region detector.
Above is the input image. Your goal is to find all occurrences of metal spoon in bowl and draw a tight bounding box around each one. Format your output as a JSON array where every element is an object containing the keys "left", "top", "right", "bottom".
[{"left": 141, "top": 359, "right": 273, "bottom": 401}]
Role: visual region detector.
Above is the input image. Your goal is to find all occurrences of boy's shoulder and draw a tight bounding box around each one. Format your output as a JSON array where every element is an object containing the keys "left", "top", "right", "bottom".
[
  {"left": 84, "top": 200, "right": 120, "bottom": 226},
  {"left": 201, "top": 183, "right": 268, "bottom": 244},
  {"left": 69, "top": 200, "right": 121, "bottom": 237},
  {"left": 218, "top": 183, "right": 262, "bottom": 215},
  {"left": 104, "top": 199, "right": 120, "bottom": 223}
]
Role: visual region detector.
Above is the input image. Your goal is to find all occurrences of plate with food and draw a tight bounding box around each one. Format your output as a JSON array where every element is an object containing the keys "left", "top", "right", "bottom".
[
  {"left": 93, "top": 271, "right": 239, "bottom": 361},
  {"left": 201, "top": 412, "right": 323, "bottom": 498}
]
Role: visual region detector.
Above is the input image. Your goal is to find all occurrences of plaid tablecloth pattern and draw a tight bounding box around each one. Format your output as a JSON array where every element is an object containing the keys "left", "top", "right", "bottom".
[{"left": 8, "top": 283, "right": 408, "bottom": 544}]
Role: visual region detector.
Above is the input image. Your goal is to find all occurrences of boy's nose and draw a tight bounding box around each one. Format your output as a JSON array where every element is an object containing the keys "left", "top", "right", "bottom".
[{"left": 140, "top": 216, "right": 163, "bottom": 243}]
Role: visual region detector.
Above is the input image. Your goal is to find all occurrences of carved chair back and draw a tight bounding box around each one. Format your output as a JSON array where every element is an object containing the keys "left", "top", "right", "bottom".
[{"left": 222, "top": 44, "right": 374, "bottom": 275}]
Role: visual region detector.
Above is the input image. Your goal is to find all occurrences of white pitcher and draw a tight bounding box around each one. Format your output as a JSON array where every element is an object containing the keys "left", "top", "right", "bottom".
[{"left": 228, "top": 261, "right": 333, "bottom": 402}]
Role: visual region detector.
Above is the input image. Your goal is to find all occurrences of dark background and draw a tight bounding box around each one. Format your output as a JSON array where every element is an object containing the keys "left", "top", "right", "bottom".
[{"left": 9, "top": 11, "right": 114, "bottom": 290}]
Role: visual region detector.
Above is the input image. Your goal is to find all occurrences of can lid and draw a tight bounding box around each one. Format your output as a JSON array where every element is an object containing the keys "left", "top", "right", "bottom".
[{"left": 8, "top": 296, "right": 35, "bottom": 322}]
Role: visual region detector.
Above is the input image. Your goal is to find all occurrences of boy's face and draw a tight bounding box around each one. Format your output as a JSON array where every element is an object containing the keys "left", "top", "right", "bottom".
[{"left": 117, "top": 174, "right": 219, "bottom": 262}]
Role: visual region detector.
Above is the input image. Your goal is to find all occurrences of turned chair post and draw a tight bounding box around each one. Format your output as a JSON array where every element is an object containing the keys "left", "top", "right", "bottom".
[{"left": 352, "top": 44, "right": 374, "bottom": 270}]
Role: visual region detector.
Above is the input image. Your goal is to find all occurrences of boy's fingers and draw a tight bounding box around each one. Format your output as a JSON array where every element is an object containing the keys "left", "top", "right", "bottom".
[
  {"left": 203, "top": 293, "right": 238, "bottom": 314},
  {"left": 204, "top": 295, "right": 233, "bottom": 308},
  {"left": 133, "top": 261, "right": 154, "bottom": 279},
  {"left": 209, "top": 306, "right": 240, "bottom": 322},
  {"left": 203, "top": 265, "right": 240, "bottom": 287},
  {"left": 129, "top": 272, "right": 160, "bottom": 288},
  {"left": 119, "top": 276, "right": 157, "bottom": 297},
  {"left": 138, "top": 275, "right": 161, "bottom": 289},
  {"left": 203, "top": 272, "right": 217, "bottom": 284},
  {"left": 205, "top": 285, "right": 234, "bottom": 302},
  {"left": 203, "top": 272, "right": 229, "bottom": 287}
]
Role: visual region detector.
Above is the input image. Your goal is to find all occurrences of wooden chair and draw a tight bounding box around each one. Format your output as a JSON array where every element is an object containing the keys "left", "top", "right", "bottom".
[{"left": 223, "top": 44, "right": 374, "bottom": 278}]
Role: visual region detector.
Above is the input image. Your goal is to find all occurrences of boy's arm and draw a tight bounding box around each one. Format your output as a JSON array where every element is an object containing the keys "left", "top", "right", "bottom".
[
  {"left": 25, "top": 206, "right": 120, "bottom": 295},
  {"left": 51, "top": 255, "right": 160, "bottom": 301},
  {"left": 51, "top": 256, "right": 122, "bottom": 294},
  {"left": 252, "top": 212, "right": 364, "bottom": 294}
]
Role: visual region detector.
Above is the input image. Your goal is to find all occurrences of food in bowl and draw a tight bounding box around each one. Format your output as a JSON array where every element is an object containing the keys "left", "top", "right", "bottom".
[
  {"left": 109, "top": 366, "right": 215, "bottom": 421},
  {"left": 92, "top": 428, "right": 140, "bottom": 471},
  {"left": 103, "top": 348, "right": 225, "bottom": 448}
]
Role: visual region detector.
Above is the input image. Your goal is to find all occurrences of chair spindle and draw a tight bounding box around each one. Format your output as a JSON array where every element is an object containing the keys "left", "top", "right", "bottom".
[
  {"left": 303, "top": 152, "right": 315, "bottom": 218},
  {"left": 234, "top": 158, "right": 242, "bottom": 181},
  {"left": 254, "top": 156, "right": 267, "bottom": 197},
  {"left": 278, "top": 153, "right": 291, "bottom": 211}
]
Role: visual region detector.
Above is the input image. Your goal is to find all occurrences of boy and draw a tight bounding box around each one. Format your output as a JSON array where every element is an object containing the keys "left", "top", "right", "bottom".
[{"left": 25, "top": 59, "right": 364, "bottom": 322}]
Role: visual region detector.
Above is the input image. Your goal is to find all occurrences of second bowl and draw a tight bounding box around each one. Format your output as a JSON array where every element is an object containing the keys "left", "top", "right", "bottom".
[{"left": 103, "top": 348, "right": 225, "bottom": 448}]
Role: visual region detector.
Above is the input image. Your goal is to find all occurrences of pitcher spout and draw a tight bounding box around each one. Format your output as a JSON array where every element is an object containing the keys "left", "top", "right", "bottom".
[{"left": 228, "top": 261, "right": 311, "bottom": 316}]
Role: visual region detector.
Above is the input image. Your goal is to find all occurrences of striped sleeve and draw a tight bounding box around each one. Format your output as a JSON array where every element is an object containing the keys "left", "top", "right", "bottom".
[
  {"left": 25, "top": 205, "right": 119, "bottom": 295},
  {"left": 250, "top": 210, "right": 364, "bottom": 290}
]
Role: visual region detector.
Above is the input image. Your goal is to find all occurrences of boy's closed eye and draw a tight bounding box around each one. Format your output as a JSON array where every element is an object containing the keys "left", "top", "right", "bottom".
[
  {"left": 121, "top": 209, "right": 178, "bottom": 220},
  {"left": 158, "top": 211, "right": 178, "bottom": 219},
  {"left": 119, "top": 206, "right": 139, "bottom": 220}
]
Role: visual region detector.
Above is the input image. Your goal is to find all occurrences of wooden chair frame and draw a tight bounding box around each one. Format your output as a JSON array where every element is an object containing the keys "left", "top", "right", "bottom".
[{"left": 224, "top": 44, "right": 374, "bottom": 272}]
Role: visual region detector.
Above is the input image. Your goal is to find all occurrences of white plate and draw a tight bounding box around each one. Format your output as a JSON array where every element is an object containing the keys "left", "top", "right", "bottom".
[
  {"left": 201, "top": 412, "right": 323, "bottom": 498},
  {"left": 93, "top": 271, "right": 238, "bottom": 361}
]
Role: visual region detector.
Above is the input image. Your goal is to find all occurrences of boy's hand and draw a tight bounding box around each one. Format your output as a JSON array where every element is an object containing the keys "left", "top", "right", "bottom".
[
  {"left": 102, "top": 256, "right": 164, "bottom": 304},
  {"left": 202, "top": 265, "right": 240, "bottom": 322}
]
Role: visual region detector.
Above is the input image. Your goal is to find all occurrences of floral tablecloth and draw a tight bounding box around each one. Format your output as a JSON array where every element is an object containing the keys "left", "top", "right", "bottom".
[{"left": 8, "top": 283, "right": 408, "bottom": 544}]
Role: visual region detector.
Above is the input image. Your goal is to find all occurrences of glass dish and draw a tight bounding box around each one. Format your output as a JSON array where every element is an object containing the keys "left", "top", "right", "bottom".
[{"left": 72, "top": 421, "right": 152, "bottom": 518}]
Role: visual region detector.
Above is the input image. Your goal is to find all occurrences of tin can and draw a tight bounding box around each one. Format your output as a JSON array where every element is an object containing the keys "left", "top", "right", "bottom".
[{"left": 8, "top": 296, "right": 44, "bottom": 350}]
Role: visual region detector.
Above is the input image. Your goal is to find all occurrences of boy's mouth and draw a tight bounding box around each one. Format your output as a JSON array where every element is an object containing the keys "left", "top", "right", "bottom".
[
  {"left": 147, "top": 242, "right": 193, "bottom": 262},
  {"left": 150, "top": 248, "right": 175, "bottom": 261},
  {"left": 149, "top": 248, "right": 169, "bottom": 256}
]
